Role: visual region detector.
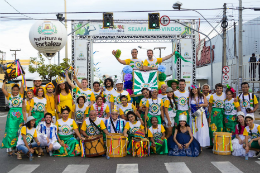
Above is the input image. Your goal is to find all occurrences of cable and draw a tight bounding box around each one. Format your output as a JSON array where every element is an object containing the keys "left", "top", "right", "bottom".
[{"left": 4, "top": 0, "right": 34, "bottom": 19}]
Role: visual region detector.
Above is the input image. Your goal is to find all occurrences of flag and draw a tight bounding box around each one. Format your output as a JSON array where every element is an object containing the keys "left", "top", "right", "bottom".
[{"left": 133, "top": 70, "right": 158, "bottom": 95}]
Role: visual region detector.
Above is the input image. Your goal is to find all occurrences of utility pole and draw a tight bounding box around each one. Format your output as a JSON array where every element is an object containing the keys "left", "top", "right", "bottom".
[
  {"left": 234, "top": 22, "right": 239, "bottom": 96},
  {"left": 0, "top": 50, "right": 6, "bottom": 73},
  {"left": 10, "top": 49, "right": 21, "bottom": 60},
  {"left": 64, "top": 0, "right": 68, "bottom": 60},
  {"left": 154, "top": 47, "right": 166, "bottom": 58},
  {"left": 221, "top": 3, "right": 227, "bottom": 84},
  {"left": 238, "top": 0, "right": 243, "bottom": 89}
]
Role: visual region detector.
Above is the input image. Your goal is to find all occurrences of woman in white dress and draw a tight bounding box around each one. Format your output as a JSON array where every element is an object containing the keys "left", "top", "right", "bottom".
[{"left": 189, "top": 85, "right": 210, "bottom": 148}]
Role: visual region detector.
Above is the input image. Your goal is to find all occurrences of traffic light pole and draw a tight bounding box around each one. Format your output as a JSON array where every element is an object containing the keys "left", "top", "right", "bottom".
[{"left": 171, "top": 19, "right": 213, "bottom": 90}]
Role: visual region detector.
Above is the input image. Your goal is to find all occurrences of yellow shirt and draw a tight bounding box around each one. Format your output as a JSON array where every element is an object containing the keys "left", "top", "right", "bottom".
[
  {"left": 143, "top": 58, "right": 162, "bottom": 67},
  {"left": 119, "top": 103, "right": 136, "bottom": 116},
  {"left": 243, "top": 124, "right": 260, "bottom": 136},
  {"left": 20, "top": 126, "right": 37, "bottom": 138},
  {"left": 55, "top": 119, "right": 78, "bottom": 130},
  {"left": 81, "top": 118, "right": 106, "bottom": 131},
  {"left": 46, "top": 94, "right": 56, "bottom": 114},
  {"left": 124, "top": 121, "right": 144, "bottom": 130},
  {"left": 57, "top": 92, "right": 73, "bottom": 118},
  {"left": 89, "top": 104, "right": 110, "bottom": 115},
  {"left": 148, "top": 125, "right": 165, "bottom": 137}
]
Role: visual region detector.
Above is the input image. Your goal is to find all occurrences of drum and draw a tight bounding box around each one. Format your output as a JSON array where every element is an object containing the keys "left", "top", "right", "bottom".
[
  {"left": 191, "top": 107, "right": 205, "bottom": 118},
  {"left": 106, "top": 133, "right": 127, "bottom": 157},
  {"left": 132, "top": 138, "right": 150, "bottom": 157},
  {"left": 213, "top": 132, "right": 232, "bottom": 155},
  {"left": 84, "top": 135, "right": 106, "bottom": 157},
  {"left": 1, "top": 60, "right": 25, "bottom": 80}
]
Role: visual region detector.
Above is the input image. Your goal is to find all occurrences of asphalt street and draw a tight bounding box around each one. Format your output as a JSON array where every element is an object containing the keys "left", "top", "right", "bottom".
[{"left": 0, "top": 113, "right": 260, "bottom": 173}]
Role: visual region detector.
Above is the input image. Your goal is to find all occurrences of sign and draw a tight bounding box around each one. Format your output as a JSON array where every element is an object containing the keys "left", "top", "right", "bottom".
[
  {"left": 223, "top": 74, "right": 229, "bottom": 81},
  {"left": 180, "top": 39, "right": 193, "bottom": 90},
  {"left": 74, "top": 22, "right": 192, "bottom": 36},
  {"left": 160, "top": 15, "right": 170, "bottom": 26},
  {"left": 74, "top": 40, "right": 88, "bottom": 82},
  {"left": 222, "top": 66, "right": 230, "bottom": 74}
]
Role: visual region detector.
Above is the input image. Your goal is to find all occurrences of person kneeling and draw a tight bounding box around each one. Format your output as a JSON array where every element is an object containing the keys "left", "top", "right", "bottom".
[
  {"left": 148, "top": 117, "right": 168, "bottom": 155},
  {"left": 36, "top": 113, "right": 61, "bottom": 156},
  {"left": 168, "top": 113, "right": 201, "bottom": 157},
  {"left": 81, "top": 110, "right": 109, "bottom": 138},
  {"left": 16, "top": 116, "right": 40, "bottom": 159}
]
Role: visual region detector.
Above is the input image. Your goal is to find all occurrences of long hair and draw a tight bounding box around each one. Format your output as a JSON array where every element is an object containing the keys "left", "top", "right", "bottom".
[
  {"left": 226, "top": 89, "right": 234, "bottom": 95},
  {"left": 141, "top": 88, "right": 151, "bottom": 98},
  {"left": 176, "top": 122, "right": 189, "bottom": 132},
  {"left": 104, "top": 78, "right": 114, "bottom": 89},
  {"left": 36, "top": 88, "right": 45, "bottom": 98},
  {"left": 55, "top": 82, "right": 70, "bottom": 95},
  {"left": 61, "top": 105, "right": 71, "bottom": 114},
  {"left": 25, "top": 120, "right": 36, "bottom": 129},
  {"left": 190, "top": 88, "right": 204, "bottom": 101},
  {"left": 167, "top": 92, "right": 178, "bottom": 110},
  {"left": 95, "top": 95, "right": 103, "bottom": 102},
  {"left": 126, "top": 111, "right": 138, "bottom": 121}
]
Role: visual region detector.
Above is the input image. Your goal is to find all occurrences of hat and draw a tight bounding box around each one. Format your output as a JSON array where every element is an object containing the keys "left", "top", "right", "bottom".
[
  {"left": 245, "top": 114, "right": 254, "bottom": 120},
  {"left": 33, "top": 77, "right": 42, "bottom": 81},
  {"left": 179, "top": 113, "right": 187, "bottom": 122},
  {"left": 166, "top": 87, "right": 173, "bottom": 93},
  {"left": 26, "top": 116, "right": 35, "bottom": 123},
  {"left": 45, "top": 82, "right": 55, "bottom": 89},
  {"left": 167, "top": 79, "right": 179, "bottom": 87},
  {"left": 56, "top": 76, "right": 65, "bottom": 85},
  {"left": 111, "top": 105, "right": 119, "bottom": 113},
  {"left": 237, "top": 111, "right": 245, "bottom": 117},
  {"left": 115, "top": 80, "right": 124, "bottom": 85}
]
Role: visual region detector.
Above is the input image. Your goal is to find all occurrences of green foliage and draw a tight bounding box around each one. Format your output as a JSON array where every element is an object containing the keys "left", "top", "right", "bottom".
[{"left": 29, "top": 56, "right": 70, "bottom": 81}]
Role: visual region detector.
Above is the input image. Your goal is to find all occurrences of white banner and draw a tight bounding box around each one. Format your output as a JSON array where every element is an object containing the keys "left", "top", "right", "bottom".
[
  {"left": 74, "top": 40, "right": 88, "bottom": 82},
  {"left": 74, "top": 22, "right": 192, "bottom": 36},
  {"left": 180, "top": 39, "right": 193, "bottom": 90}
]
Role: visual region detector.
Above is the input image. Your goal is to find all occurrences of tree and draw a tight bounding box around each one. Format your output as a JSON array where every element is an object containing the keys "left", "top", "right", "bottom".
[{"left": 29, "top": 55, "right": 70, "bottom": 81}]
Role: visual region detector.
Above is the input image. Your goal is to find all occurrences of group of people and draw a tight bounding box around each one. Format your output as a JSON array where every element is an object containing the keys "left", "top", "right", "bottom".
[{"left": 1, "top": 48, "right": 260, "bottom": 160}]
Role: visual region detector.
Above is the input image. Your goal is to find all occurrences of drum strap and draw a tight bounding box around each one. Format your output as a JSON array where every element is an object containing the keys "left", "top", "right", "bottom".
[
  {"left": 89, "top": 118, "right": 102, "bottom": 134},
  {"left": 110, "top": 117, "right": 117, "bottom": 133}
]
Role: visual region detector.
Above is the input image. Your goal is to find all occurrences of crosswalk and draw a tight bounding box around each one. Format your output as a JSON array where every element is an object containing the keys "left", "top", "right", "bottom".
[{"left": 7, "top": 161, "right": 260, "bottom": 173}]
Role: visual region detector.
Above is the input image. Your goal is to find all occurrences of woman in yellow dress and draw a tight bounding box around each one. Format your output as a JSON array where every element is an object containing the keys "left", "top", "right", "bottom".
[
  {"left": 24, "top": 89, "right": 34, "bottom": 118},
  {"left": 55, "top": 76, "right": 73, "bottom": 119}
]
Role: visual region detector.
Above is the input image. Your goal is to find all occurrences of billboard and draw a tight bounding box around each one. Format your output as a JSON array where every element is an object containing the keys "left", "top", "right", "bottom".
[{"left": 74, "top": 40, "right": 88, "bottom": 82}]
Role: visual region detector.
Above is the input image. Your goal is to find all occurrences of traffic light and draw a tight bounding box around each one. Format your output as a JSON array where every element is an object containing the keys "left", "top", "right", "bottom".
[
  {"left": 148, "top": 13, "right": 160, "bottom": 29},
  {"left": 103, "top": 12, "right": 113, "bottom": 28}
]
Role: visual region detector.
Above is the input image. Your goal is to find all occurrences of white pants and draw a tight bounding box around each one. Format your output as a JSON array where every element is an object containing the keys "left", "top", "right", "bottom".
[
  {"left": 164, "top": 116, "right": 175, "bottom": 128},
  {"left": 37, "top": 135, "right": 61, "bottom": 151}
]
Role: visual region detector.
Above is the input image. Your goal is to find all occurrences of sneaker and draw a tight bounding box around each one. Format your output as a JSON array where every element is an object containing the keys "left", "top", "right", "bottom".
[
  {"left": 17, "top": 152, "right": 22, "bottom": 160},
  {"left": 256, "top": 151, "right": 260, "bottom": 157}
]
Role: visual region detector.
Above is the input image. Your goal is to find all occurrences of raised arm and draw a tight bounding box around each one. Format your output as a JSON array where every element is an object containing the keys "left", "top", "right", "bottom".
[
  {"left": 20, "top": 80, "right": 24, "bottom": 96},
  {"left": 161, "top": 52, "right": 175, "bottom": 62},
  {"left": 73, "top": 74, "right": 82, "bottom": 89},
  {"left": 65, "top": 71, "right": 76, "bottom": 89},
  {"left": 112, "top": 50, "right": 127, "bottom": 65},
  {"left": 1, "top": 79, "right": 9, "bottom": 97}
]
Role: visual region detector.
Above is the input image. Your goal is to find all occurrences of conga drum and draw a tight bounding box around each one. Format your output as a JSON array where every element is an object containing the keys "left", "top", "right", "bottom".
[
  {"left": 132, "top": 138, "right": 150, "bottom": 157},
  {"left": 106, "top": 133, "right": 127, "bottom": 157},
  {"left": 84, "top": 135, "right": 106, "bottom": 157},
  {"left": 213, "top": 132, "right": 232, "bottom": 155}
]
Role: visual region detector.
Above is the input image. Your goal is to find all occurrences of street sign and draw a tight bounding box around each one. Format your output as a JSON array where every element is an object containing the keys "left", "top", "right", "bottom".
[
  {"left": 223, "top": 74, "right": 229, "bottom": 81},
  {"left": 160, "top": 15, "right": 170, "bottom": 26},
  {"left": 222, "top": 66, "right": 230, "bottom": 74}
]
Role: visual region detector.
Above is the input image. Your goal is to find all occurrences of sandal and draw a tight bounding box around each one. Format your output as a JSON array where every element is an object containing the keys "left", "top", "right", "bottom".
[
  {"left": 17, "top": 152, "right": 22, "bottom": 160},
  {"left": 8, "top": 152, "right": 13, "bottom": 156}
]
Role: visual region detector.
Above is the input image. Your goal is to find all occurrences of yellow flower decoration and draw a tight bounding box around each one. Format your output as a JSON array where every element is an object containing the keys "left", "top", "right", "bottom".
[
  {"left": 11, "top": 138, "right": 17, "bottom": 145},
  {"left": 56, "top": 76, "right": 65, "bottom": 85},
  {"left": 211, "top": 123, "right": 217, "bottom": 132},
  {"left": 11, "top": 83, "right": 20, "bottom": 88},
  {"left": 45, "top": 82, "right": 55, "bottom": 89},
  {"left": 4, "top": 133, "right": 6, "bottom": 138}
]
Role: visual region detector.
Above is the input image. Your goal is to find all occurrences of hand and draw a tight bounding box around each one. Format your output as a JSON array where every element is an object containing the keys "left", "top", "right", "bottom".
[
  {"left": 245, "top": 146, "right": 249, "bottom": 153},
  {"left": 209, "top": 118, "right": 212, "bottom": 124},
  {"left": 161, "top": 137, "right": 165, "bottom": 140},
  {"left": 140, "top": 119, "right": 144, "bottom": 126},
  {"left": 29, "top": 148, "right": 34, "bottom": 154},
  {"left": 47, "top": 138, "right": 50, "bottom": 144},
  {"left": 234, "top": 98, "right": 238, "bottom": 102},
  {"left": 124, "top": 133, "right": 128, "bottom": 138},
  {"left": 249, "top": 140, "right": 253, "bottom": 147},
  {"left": 130, "top": 94, "right": 135, "bottom": 97},
  {"left": 112, "top": 50, "right": 116, "bottom": 56},
  {"left": 48, "top": 144, "right": 53, "bottom": 152},
  {"left": 177, "top": 143, "right": 183, "bottom": 149},
  {"left": 80, "top": 137, "right": 85, "bottom": 141},
  {"left": 58, "top": 113, "right": 61, "bottom": 119},
  {"left": 60, "top": 141, "right": 65, "bottom": 147},
  {"left": 184, "top": 143, "right": 190, "bottom": 149},
  {"left": 239, "top": 139, "right": 243, "bottom": 145},
  {"left": 168, "top": 120, "right": 172, "bottom": 127},
  {"left": 73, "top": 74, "right": 77, "bottom": 80},
  {"left": 37, "top": 141, "right": 40, "bottom": 146},
  {"left": 100, "top": 87, "right": 104, "bottom": 93},
  {"left": 152, "top": 142, "right": 156, "bottom": 147}
]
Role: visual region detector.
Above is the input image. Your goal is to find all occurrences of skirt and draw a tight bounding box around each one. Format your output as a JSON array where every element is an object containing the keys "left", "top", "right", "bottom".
[
  {"left": 53, "top": 134, "right": 81, "bottom": 157},
  {"left": 1, "top": 107, "right": 24, "bottom": 149},
  {"left": 32, "top": 111, "right": 44, "bottom": 126},
  {"left": 232, "top": 135, "right": 255, "bottom": 157},
  {"left": 209, "top": 108, "right": 224, "bottom": 146},
  {"left": 151, "top": 138, "right": 168, "bottom": 155},
  {"left": 168, "top": 134, "right": 201, "bottom": 157},
  {"left": 224, "top": 114, "right": 238, "bottom": 139}
]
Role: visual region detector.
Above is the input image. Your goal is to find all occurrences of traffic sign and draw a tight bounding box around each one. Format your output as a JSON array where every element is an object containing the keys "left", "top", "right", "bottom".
[
  {"left": 223, "top": 74, "right": 229, "bottom": 81},
  {"left": 160, "top": 15, "right": 170, "bottom": 26},
  {"left": 222, "top": 66, "right": 230, "bottom": 74}
]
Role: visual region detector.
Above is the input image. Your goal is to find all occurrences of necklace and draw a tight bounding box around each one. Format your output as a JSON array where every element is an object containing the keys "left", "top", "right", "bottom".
[{"left": 96, "top": 103, "right": 104, "bottom": 118}]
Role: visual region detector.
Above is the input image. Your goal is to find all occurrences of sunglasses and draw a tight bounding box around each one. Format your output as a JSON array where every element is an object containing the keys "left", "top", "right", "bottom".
[{"left": 47, "top": 87, "right": 53, "bottom": 89}]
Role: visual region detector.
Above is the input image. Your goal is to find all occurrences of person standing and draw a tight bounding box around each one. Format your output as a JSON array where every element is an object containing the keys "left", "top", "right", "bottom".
[
  {"left": 112, "top": 48, "right": 143, "bottom": 70},
  {"left": 103, "top": 78, "right": 115, "bottom": 112},
  {"left": 167, "top": 79, "right": 179, "bottom": 92},
  {"left": 174, "top": 79, "right": 190, "bottom": 125},
  {"left": 24, "top": 89, "right": 34, "bottom": 119},
  {"left": 238, "top": 82, "right": 258, "bottom": 119},
  {"left": 248, "top": 53, "right": 257, "bottom": 81},
  {"left": 202, "top": 84, "right": 211, "bottom": 119},
  {"left": 1, "top": 79, "right": 25, "bottom": 155},
  {"left": 92, "top": 81, "right": 102, "bottom": 98},
  {"left": 158, "top": 84, "right": 168, "bottom": 104},
  {"left": 72, "top": 96, "right": 88, "bottom": 130},
  {"left": 224, "top": 89, "right": 241, "bottom": 138},
  {"left": 88, "top": 95, "right": 110, "bottom": 119},
  {"left": 45, "top": 82, "right": 56, "bottom": 123},
  {"left": 110, "top": 81, "right": 131, "bottom": 109},
  {"left": 30, "top": 77, "right": 46, "bottom": 96},
  {"left": 189, "top": 85, "right": 210, "bottom": 147},
  {"left": 208, "top": 83, "right": 226, "bottom": 146},
  {"left": 139, "top": 88, "right": 150, "bottom": 124}
]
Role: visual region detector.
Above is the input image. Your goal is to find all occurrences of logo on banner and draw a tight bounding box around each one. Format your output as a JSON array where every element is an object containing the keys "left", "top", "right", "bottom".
[
  {"left": 77, "top": 52, "right": 86, "bottom": 60},
  {"left": 142, "top": 83, "right": 150, "bottom": 88},
  {"left": 38, "top": 21, "right": 57, "bottom": 35},
  {"left": 184, "top": 52, "right": 189, "bottom": 56}
]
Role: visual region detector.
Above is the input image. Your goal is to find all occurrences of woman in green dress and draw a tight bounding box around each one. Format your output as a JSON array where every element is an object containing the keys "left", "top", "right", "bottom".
[
  {"left": 1, "top": 79, "right": 25, "bottom": 156},
  {"left": 53, "top": 106, "right": 85, "bottom": 157}
]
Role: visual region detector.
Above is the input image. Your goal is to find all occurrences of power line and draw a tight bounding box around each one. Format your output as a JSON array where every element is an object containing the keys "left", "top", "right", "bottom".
[{"left": 4, "top": 0, "right": 34, "bottom": 19}]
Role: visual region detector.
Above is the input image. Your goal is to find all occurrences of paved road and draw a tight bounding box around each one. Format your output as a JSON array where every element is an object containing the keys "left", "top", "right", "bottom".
[{"left": 1, "top": 113, "right": 260, "bottom": 173}]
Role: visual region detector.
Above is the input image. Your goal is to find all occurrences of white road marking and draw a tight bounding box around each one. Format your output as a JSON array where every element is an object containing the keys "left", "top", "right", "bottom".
[
  {"left": 212, "top": 161, "right": 243, "bottom": 173},
  {"left": 165, "top": 162, "right": 191, "bottom": 173},
  {"left": 255, "top": 161, "right": 260, "bottom": 165},
  {"left": 116, "top": 164, "right": 138, "bottom": 173},
  {"left": 8, "top": 164, "right": 40, "bottom": 173},
  {"left": 62, "top": 165, "right": 89, "bottom": 173}
]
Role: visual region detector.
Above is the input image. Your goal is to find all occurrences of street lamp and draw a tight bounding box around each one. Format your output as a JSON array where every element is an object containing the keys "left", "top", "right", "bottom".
[{"left": 56, "top": 13, "right": 65, "bottom": 22}]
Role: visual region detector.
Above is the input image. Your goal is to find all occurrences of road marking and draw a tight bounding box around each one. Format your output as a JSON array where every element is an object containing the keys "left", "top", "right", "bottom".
[
  {"left": 165, "top": 162, "right": 191, "bottom": 173},
  {"left": 116, "top": 164, "right": 138, "bottom": 173},
  {"left": 8, "top": 164, "right": 40, "bottom": 173},
  {"left": 0, "top": 114, "right": 7, "bottom": 117},
  {"left": 62, "top": 165, "right": 89, "bottom": 173},
  {"left": 256, "top": 161, "right": 260, "bottom": 165},
  {"left": 212, "top": 161, "right": 243, "bottom": 173}
]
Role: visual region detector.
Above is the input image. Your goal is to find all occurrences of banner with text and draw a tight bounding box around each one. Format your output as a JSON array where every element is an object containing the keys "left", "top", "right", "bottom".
[{"left": 74, "top": 40, "right": 88, "bottom": 82}]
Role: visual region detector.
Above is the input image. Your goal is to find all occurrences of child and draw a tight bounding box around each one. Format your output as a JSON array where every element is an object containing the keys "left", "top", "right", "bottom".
[
  {"left": 148, "top": 117, "right": 168, "bottom": 155},
  {"left": 72, "top": 96, "right": 88, "bottom": 130}
]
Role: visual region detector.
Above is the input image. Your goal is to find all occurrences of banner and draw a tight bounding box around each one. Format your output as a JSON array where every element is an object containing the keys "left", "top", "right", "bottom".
[
  {"left": 133, "top": 70, "right": 158, "bottom": 95},
  {"left": 180, "top": 39, "right": 193, "bottom": 90},
  {"left": 74, "top": 22, "right": 193, "bottom": 36},
  {"left": 74, "top": 40, "right": 88, "bottom": 82}
]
